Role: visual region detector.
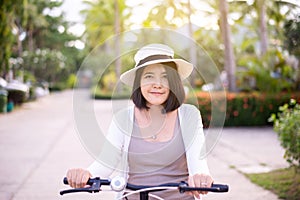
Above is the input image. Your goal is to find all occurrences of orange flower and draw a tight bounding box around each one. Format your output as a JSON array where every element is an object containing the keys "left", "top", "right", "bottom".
[
  {"left": 233, "top": 110, "right": 239, "bottom": 117},
  {"left": 260, "top": 106, "right": 264, "bottom": 112},
  {"left": 269, "top": 104, "right": 273, "bottom": 110}
]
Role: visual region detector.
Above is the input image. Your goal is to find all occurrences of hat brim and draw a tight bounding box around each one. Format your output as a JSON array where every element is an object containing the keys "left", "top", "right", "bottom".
[{"left": 120, "top": 58, "right": 193, "bottom": 86}]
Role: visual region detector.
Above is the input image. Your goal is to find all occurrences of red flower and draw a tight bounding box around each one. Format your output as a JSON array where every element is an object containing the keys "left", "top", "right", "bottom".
[
  {"left": 269, "top": 104, "right": 273, "bottom": 109},
  {"left": 233, "top": 110, "right": 239, "bottom": 117}
]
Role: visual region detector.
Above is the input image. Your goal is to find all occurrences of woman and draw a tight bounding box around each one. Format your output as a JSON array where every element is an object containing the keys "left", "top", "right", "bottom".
[{"left": 66, "top": 44, "right": 213, "bottom": 199}]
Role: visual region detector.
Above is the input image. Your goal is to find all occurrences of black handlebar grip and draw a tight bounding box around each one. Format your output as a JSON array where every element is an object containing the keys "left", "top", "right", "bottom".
[
  {"left": 63, "top": 177, "right": 93, "bottom": 186},
  {"left": 63, "top": 177, "right": 110, "bottom": 186},
  {"left": 212, "top": 184, "right": 229, "bottom": 192}
]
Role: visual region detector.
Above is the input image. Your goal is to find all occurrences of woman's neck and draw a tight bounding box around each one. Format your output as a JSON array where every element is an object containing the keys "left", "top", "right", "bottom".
[
  {"left": 147, "top": 104, "right": 165, "bottom": 114},
  {"left": 135, "top": 106, "right": 178, "bottom": 142},
  {"left": 135, "top": 105, "right": 177, "bottom": 127}
]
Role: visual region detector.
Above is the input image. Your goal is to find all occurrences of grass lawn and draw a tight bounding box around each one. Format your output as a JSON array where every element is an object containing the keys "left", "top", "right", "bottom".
[{"left": 245, "top": 167, "right": 300, "bottom": 200}]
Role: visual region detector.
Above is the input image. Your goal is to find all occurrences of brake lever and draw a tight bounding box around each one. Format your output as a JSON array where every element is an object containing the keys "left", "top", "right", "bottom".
[{"left": 60, "top": 177, "right": 101, "bottom": 195}]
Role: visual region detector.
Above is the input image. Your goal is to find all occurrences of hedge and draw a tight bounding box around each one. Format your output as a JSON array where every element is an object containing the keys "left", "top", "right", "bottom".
[
  {"left": 187, "top": 91, "right": 300, "bottom": 127},
  {"left": 0, "top": 90, "right": 7, "bottom": 113}
]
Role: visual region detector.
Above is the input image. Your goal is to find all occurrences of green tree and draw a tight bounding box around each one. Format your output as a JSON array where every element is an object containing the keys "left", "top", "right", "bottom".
[
  {"left": 284, "top": 15, "right": 300, "bottom": 59},
  {"left": 191, "top": 0, "right": 237, "bottom": 91},
  {"left": 22, "top": 0, "right": 51, "bottom": 51},
  {"left": 142, "top": 0, "right": 203, "bottom": 86},
  {"left": 270, "top": 99, "right": 300, "bottom": 168},
  {"left": 284, "top": 14, "right": 300, "bottom": 89},
  {"left": 219, "top": 0, "right": 237, "bottom": 91},
  {"left": 19, "top": 0, "right": 82, "bottom": 86},
  {"left": 143, "top": 0, "right": 189, "bottom": 28},
  {"left": 82, "top": 0, "right": 128, "bottom": 91},
  {"left": 0, "top": 0, "right": 24, "bottom": 78},
  {"left": 230, "top": 0, "right": 299, "bottom": 56},
  {"left": 82, "top": 0, "right": 127, "bottom": 50},
  {"left": 22, "top": 48, "right": 66, "bottom": 83}
]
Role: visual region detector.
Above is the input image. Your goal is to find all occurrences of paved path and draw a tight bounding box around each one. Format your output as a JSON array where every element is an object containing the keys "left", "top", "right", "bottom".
[{"left": 0, "top": 89, "right": 288, "bottom": 200}]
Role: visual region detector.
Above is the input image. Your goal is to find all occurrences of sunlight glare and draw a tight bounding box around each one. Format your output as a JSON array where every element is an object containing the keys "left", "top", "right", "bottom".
[
  {"left": 68, "top": 24, "right": 85, "bottom": 37},
  {"left": 246, "top": 0, "right": 254, "bottom": 6},
  {"left": 58, "top": 25, "right": 65, "bottom": 33},
  {"left": 165, "top": 7, "right": 174, "bottom": 21}
]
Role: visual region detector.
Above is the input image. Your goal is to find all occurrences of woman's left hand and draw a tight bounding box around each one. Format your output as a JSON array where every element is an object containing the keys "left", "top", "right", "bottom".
[{"left": 188, "top": 173, "right": 214, "bottom": 199}]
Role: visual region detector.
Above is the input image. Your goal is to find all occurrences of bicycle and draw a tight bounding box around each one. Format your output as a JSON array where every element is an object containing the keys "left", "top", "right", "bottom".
[{"left": 60, "top": 176, "right": 229, "bottom": 200}]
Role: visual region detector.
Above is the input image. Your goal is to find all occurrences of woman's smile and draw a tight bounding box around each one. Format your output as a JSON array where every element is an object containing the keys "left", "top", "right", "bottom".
[{"left": 149, "top": 91, "right": 165, "bottom": 95}]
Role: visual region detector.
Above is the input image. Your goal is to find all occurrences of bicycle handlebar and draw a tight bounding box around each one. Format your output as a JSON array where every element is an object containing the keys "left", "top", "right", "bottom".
[{"left": 60, "top": 177, "right": 229, "bottom": 195}]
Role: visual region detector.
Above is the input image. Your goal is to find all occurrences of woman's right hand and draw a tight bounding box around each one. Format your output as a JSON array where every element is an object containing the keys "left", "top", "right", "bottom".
[{"left": 66, "top": 168, "right": 92, "bottom": 188}]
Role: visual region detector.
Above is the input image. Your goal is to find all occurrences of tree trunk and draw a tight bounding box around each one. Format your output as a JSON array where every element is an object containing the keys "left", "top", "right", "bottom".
[
  {"left": 219, "top": 0, "right": 237, "bottom": 92},
  {"left": 114, "top": 0, "right": 121, "bottom": 92},
  {"left": 258, "top": 0, "right": 268, "bottom": 56},
  {"left": 28, "top": 27, "right": 34, "bottom": 52},
  {"left": 187, "top": 0, "right": 197, "bottom": 87},
  {"left": 16, "top": 20, "right": 23, "bottom": 81}
]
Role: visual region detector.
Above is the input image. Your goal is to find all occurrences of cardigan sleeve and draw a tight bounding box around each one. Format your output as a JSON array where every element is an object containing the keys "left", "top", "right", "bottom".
[
  {"left": 180, "top": 104, "right": 210, "bottom": 175},
  {"left": 87, "top": 107, "right": 133, "bottom": 178},
  {"left": 87, "top": 118, "right": 123, "bottom": 177}
]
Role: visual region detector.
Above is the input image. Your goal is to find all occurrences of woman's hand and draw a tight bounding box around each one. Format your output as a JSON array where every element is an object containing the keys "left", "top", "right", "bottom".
[
  {"left": 66, "top": 168, "right": 92, "bottom": 188},
  {"left": 188, "top": 173, "right": 214, "bottom": 199}
]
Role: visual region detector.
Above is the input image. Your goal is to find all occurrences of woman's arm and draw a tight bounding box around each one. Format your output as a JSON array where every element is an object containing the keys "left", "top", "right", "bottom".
[
  {"left": 67, "top": 107, "right": 133, "bottom": 188},
  {"left": 180, "top": 104, "right": 210, "bottom": 175}
]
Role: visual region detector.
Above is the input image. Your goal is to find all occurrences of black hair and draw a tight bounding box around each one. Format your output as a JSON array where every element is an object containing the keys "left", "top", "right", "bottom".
[{"left": 131, "top": 62, "right": 185, "bottom": 113}]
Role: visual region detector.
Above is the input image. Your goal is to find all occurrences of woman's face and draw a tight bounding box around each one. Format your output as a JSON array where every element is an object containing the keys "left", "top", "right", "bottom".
[{"left": 140, "top": 63, "right": 170, "bottom": 106}]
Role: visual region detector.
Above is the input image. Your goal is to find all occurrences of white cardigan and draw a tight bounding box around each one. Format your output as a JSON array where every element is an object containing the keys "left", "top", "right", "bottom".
[{"left": 87, "top": 104, "right": 209, "bottom": 198}]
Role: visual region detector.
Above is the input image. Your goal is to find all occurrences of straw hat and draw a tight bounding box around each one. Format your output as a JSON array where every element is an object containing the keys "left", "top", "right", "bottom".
[{"left": 120, "top": 44, "right": 193, "bottom": 86}]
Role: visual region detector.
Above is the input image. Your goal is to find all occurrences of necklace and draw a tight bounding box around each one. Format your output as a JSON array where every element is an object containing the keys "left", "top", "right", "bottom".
[
  {"left": 151, "top": 134, "right": 158, "bottom": 140},
  {"left": 136, "top": 107, "right": 168, "bottom": 140}
]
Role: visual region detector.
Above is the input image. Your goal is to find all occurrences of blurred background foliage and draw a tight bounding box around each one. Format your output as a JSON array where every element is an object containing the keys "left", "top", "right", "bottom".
[{"left": 0, "top": 0, "right": 300, "bottom": 107}]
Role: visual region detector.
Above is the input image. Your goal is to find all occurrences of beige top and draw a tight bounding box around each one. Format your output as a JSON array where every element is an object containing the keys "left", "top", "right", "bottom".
[{"left": 127, "top": 116, "right": 194, "bottom": 200}]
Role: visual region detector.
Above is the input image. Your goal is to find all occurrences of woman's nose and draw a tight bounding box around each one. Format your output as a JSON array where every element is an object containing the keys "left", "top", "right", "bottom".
[{"left": 152, "top": 78, "right": 163, "bottom": 87}]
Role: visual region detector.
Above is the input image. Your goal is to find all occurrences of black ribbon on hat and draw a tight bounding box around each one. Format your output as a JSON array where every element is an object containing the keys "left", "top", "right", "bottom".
[{"left": 136, "top": 55, "right": 172, "bottom": 67}]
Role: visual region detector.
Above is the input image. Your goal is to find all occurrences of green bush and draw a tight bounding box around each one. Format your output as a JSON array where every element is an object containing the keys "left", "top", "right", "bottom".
[
  {"left": 187, "top": 91, "right": 300, "bottom": 128},
  {"left": 67, "top": 74, "right": 77, "bottom": 89},
  {"left": 49, "top": 82, "right": 67, "bottom": 91},
  {"left": 49, "top": 74, "right": 78, "bottom": 91},
  {"left": 0, "top": 89, "right": 8, "bottom": 113},
  {"left": 269, "top": 99, "right": 300, "bottom": 168},
  {"left": 92, "top": 86, "right": 131, "bottom": 100}
]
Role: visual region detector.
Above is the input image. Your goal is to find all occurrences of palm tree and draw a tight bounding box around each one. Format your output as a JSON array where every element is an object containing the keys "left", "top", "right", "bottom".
[
  {"left": 144, "top": 0, "right": 187, "bottom": 29},
  {"left": 230, "top": 0, "right": 300, "bottom": 56},
  {"left": 82, "top": 0, "right": 116, "bottom": 49},
  {"left": 257, "top": 0, "right": 268, "bottom": 55},
  {"left": 144, "top": 0, "right": 238, "bottom": 91},
  {"left": 114, "top": 0, "right": 121, "bottom": 92},
  {"left": 187, "top": 0, "right": 197, "bottom": 87},
  {"left": 142, "top": 0, "right": 200, "bottom": 85},
  {"left": 82, "top": 0, "right": 129, "bottom": 92},
  {"left": 23, "top": 0, "right": 49, "bottom": 52},
  {"left": 0, "top": 0, "right": 24, "bottom": 78},
  {"left": 219, "top": 0, "right": 237, "bottom": 91},
  {"left": 199, "top": 0, "right": 237, "bottom": 91}
]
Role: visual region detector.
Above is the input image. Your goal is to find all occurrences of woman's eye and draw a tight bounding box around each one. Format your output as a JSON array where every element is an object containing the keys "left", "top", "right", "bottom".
[{"left": 144, "top": 75, "right": 153, "bottom": 79}]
